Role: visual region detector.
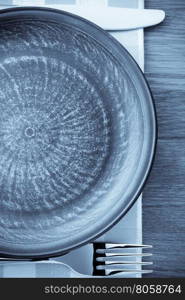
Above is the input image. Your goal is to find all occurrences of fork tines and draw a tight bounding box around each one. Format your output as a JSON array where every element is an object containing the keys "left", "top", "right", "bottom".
[{"left": 93, "top": 243, "right": 153, "bottom": 276}]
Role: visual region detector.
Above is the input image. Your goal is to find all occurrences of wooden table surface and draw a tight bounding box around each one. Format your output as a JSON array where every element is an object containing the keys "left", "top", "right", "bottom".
[{"left": 143, "top": 0, "right": 185, "bottom": 277}]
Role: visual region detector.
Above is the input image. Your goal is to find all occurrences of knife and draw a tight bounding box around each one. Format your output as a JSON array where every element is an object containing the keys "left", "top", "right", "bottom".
[{"left": 0, "top": 5, "right": 165, "bottom": 31}]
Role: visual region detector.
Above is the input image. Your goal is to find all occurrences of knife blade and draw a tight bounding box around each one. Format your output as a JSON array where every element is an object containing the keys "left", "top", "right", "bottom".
[{"left": 0, "top": 5, "right": 165, "bottom": 30}]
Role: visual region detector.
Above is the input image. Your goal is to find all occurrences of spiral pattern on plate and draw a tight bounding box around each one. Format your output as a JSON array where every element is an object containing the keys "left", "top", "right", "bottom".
[
  {"left": 0, "top": 16, "right": 145, "bottom": 250},
  {"left": 0, "top": 21, "right": 111, "bottom": 218}
]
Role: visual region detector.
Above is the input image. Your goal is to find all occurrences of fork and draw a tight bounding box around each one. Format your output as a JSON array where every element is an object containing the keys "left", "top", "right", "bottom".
[
  {"left": 93, "top": 243, "right": 153, "bottom": 276},
  {"left": 0, "top": 243, "right": 153, "bottom": 277}
]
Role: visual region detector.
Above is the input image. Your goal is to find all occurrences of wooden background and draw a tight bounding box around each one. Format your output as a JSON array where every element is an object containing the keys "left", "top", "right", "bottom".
[{"left": 143, "top": 0, "right": 185, "bottom": 277}]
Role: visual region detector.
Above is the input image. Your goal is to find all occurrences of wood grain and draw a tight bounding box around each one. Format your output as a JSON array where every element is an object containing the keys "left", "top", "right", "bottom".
[
  {"left": 145, "top": 0, "right": 185, "bottom": 139},
  {"left": 143, "top": 0, "right": 185, "bottom": 277}
]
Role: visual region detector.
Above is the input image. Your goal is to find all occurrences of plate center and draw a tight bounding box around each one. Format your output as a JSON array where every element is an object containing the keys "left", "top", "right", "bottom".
[{"left": 24, "top": 127, "right": 35, "bottom": 138}]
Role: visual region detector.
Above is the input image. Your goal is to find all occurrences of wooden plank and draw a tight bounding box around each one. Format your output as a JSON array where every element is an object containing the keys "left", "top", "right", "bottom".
[
  {"left": 145, "top": 0, "right": 185, "bottom": 139},
  {"left": 143, "top": 0, "right": 185, "bottom": 277},
  {"left": 143, "top": 233, "right": 185, "bottom": 277},
  {"left": 143, "top": 140, "right": 185, "bottom": 276}
]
